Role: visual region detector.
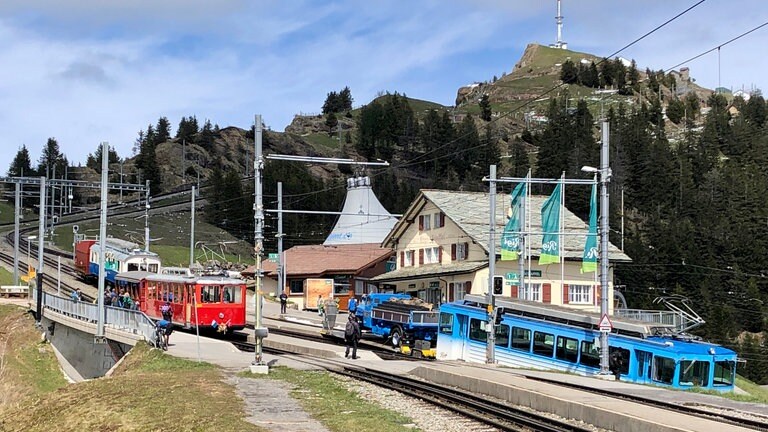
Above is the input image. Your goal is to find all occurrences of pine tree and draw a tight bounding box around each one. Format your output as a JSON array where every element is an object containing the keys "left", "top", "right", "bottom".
[
  {"left": 86, "top": 144, "right": 120, "bottom": 173},
  {"left": 7, "top": 145, "right": 33, "bottom": 177},
  {"left": 156, "top": 117, "right": 171, "bottom": 144},
  {"left": 37, "top": 138, "right": 68, "bottom": 178},
  {"left": 666, "top": 98, "right": 685, "bottom": 124},
  {"left": 559, "top": 60, "right": 578, "bottom": 84},
  {"left": 479, "top": 94, "right": 492, "bottom": 121}
]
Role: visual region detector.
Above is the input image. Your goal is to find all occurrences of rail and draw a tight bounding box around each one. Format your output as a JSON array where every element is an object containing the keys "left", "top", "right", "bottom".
[{"left": 34, "top": 290, "right": 157, "bottom": 345}]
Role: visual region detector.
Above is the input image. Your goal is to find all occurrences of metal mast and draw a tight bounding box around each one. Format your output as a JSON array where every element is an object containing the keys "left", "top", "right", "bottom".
[
  {"left": 252, "top": 114, "right": 268, "bottom": 373},
  {"left": 599, "top": 121, "right": 611, "bottom": 374},
  {"left": 96, "top": 142, "right": 109, "bottom": 340},
  {"left": 486, "top": 165, "right": 497, "bottom": 364}
]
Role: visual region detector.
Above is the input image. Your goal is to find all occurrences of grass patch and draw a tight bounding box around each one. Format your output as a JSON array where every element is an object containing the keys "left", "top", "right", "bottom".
[
  {"left": 0, "top": 343, "right": 263, "bottom": 432},
  {"left": 241, "top": 366, "right": 420, "bottom": 432},
  {"left": 0, "top": 305, "right": 68, "bottom": 412},
  {"left": 304, "top": 132, "right": 342, "bottom": 149},
  {"left": 0, "top": 267, "right": 14, "bottom": 285},
  {"left": 0, "top": 201, "right": 15, "bottom": 224}
]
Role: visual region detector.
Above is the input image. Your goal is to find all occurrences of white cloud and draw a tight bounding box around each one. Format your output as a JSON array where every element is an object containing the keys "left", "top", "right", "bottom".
[{"left": 1, "top": 0, "right": 767, "bottom": 175}]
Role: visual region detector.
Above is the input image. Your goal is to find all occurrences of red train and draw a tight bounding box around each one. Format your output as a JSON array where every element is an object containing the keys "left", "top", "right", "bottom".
[{"left": 115, "top": 271, "right": 247, "bottom": 332}]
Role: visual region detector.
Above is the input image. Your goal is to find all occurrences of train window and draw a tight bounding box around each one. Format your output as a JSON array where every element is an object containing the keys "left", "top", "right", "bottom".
[
  {"left": 556, "top": 336, "right": 579, "bottom": 363},
  {"left": 128, "top": 263, "right": 138, "bottom": 271},
  {"left": 713, "top": 361, "right": 735, "bottom": 386},
  {"left": 469, "top": 318, "right": 487, "bottom": 342},
  {"left": 532, "top": 332, "right": 554, "bottom": 357},
  {"left": 609, "top": 347, "right": 630, "bottom": 376},
  {"left": 679, "top": 360, "right": 709, "bottom": 387},
  {"left": 439, "top": 313, "right": 453, "bottom": 335},
  {"left": 495, "top": 324, "right": 510, "bottom": 348},
  {"left": 201, "top": 286, "right": 221, "bottom": 303},
  {"left": 148, "top": 264, "right": 159, "bottom": 273},
  {"left": 174, "top": 285, "right": 181, "bottom": 304},
  {"left": 652, "top": 356, "right": 675, "bottom": 384},
  {"left": 580, "top": 341, "right": 600, "bottom": 368},
  {"left": 511, "top": 327, "right": 531, "bottom": 351},
  {"left": 222, "top": 286, "right": 242, "bottom": 304}
]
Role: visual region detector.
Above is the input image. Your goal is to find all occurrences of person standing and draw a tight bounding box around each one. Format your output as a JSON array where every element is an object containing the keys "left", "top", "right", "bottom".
[
  {"left": 344, "top": 313, "right": 361, "bottom": 359},
  {"left": 279, "top": 290, "right": 288, "bottom": 314},
  {"left": 347, "top": 296, "right": 358, "bottom": 315},
  {"left": 70, "top": 288, "right": 81, "bottom": 302}
]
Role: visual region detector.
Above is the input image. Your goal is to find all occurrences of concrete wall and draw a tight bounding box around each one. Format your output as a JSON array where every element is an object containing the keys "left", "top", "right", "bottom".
[{"left": 43, "top": 317, "right": 131, "bottom": 380}]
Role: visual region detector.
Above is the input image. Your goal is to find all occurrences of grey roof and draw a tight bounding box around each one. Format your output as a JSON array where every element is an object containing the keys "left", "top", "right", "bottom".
[
  {"left": 370, "top": 261, "right": 488, "bottom": 282},
  {"left": 422, "top": 190, "right": 630, "bottom": 261}
]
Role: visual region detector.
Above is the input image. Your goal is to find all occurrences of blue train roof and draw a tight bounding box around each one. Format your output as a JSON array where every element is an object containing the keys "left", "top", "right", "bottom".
[{"left": 645, "top": 336, "right": 735, "bottom": 356}]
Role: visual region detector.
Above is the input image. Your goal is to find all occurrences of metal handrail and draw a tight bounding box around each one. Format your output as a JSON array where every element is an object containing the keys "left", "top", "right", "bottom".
[{"left": 36, "top": 291, "right": 157, "bottom": 345}]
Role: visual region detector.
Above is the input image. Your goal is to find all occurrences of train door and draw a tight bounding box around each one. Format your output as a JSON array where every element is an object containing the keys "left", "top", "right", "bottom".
[
  {"left": 635, "top": 350, "right": 652, "bottom": 383},
  {"left": 457, "top": 313, "right": 469, "bottom": 357},
  {"left": 185, "top": 284, "right": 195, "bottom": 327}
]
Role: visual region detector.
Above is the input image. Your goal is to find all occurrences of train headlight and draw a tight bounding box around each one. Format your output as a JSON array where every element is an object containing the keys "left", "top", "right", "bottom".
[{"left": 218, "top": 312, "right": 224, "bottom": 319}]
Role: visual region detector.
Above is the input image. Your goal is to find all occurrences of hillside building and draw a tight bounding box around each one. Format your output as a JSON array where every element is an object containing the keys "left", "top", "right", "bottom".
[{"left": 370, "top": 190, "right": 630, "bottom": 313}]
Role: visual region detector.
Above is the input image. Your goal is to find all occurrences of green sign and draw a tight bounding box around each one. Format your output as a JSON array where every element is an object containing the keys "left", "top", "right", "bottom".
[
  {"left": 268, "top": 253, "right": 279, "bottom": 262},
  {"left": 505, "top": 272, "right": 519, "bottom": 281}
]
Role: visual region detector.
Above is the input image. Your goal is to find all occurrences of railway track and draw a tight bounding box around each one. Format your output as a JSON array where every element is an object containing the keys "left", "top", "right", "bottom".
[
  {"left": 238, "top": 342, "right": 592, "bottom": 432},
  {"left": 524, "top": 375, "right": 768, "bottom": 432},
  {"left": 0, "top": 247, "right": 92, "bottom": 302}
]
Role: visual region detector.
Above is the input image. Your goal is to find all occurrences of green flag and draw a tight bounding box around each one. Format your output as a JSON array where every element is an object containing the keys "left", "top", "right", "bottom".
[
  {"left": 501, "top": 183, "right": 526, "bottom": 260},
  {"left": 539, "top": 183, "right": 561, "bottom": 265},
  {"left": 581, "top": 184, "right": 598, "bottom": 273}
]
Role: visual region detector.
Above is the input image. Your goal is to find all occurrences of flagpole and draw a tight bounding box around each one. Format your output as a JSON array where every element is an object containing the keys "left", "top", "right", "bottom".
[{"left": 560, "top": 172, "right": 565, "bottom": 297}]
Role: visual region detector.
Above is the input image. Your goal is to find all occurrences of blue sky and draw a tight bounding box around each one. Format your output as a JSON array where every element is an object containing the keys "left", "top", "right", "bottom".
[{"left": 1, "top": 0, "right": 766, "bottom": 173}]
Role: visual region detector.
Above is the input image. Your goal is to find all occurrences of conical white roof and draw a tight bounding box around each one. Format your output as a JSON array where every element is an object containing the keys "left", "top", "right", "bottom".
[{"left": 324, "top": 176, "right": 398, "bottom": 245}]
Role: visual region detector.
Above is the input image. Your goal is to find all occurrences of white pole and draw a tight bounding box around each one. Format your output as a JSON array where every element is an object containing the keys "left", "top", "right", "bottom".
[
  {"left": 277, "top": 182, "right": 283, "bottom": 297},
  {"left": 486, "top": 164, "right": 496, "bottom": 364},
  {"left": 13, "top": 183, "right": 20, "bottom": 286},
  {"left": 253, "top": 114, "right": 267, "bottom": 369},
  {"left": 190, "top": 186, "right": 196, "bottom": 268},
  {"left": 96, "top": 142, "right": 109, "bottom": 339},
  {"left": 144, "top": 180, "right": 150, "bottom": 252},
  {"left": 57, "top": 256, "right": 61, "bottom": 295},
  {"left": 35, "top": 177, "right": 46, "bottom": 322},
  {"left": 599, "top": 121, "right": 611, "bottom": 374},
  {"left": 193, "top": 292, "right": 201, "bottom": 362}
]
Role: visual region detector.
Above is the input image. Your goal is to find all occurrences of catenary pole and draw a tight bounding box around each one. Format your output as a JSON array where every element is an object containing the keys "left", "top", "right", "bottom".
[
  {"left": 13, "top": 183, "right": 20, "bottom": 286},
  {"left": 599, "top": 121, "right": 611, "bottom": 374},
  {"left": 96, "top": 142, "right": 109, "bottom": 340},
  {"left": 190, "top": 186, "right": 196, "bottom": 268},
  {"left": 253, "top": 114, "right": 267, "bottom": 369},
  {"left": 35, "top": 176, "right": 46, "bottom": 323},
  {"left": 144, "top": 180, "right": 150, "bottom": 252},
  {"left": 277, "top": 181, "right": 283, "bottom": 297},
  {"left": 486, "top": 164, "right": 496, "bottom": 364}
]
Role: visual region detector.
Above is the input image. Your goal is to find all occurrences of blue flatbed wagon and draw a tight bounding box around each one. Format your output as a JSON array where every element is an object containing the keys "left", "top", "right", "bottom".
[{"left": 355, "top": 293, "right": 439, "bottom": 357}]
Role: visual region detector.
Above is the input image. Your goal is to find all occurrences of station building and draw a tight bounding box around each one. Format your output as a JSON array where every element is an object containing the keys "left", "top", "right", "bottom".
[{"left": 370, "top": 190, "right": 631, "bottom": 313}]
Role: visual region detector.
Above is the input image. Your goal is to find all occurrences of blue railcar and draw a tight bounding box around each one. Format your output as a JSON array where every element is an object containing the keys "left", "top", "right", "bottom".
[
  {"left": 83, "top": 238, "right": 161, "bottom": 285},
  {"left": 355, "top": 293, "right": 439, "bottom": 349},
  {"left": 437, "top": 294, "right": 738, "bottom": 392}
]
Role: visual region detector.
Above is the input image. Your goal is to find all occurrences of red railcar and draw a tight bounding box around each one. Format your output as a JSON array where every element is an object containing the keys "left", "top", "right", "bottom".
[
  {"left": 115, "top": 271, "right": 247, "bottom": 331},
  {"left": 74, "top": 239, "right": 97, "bottom": 281}
]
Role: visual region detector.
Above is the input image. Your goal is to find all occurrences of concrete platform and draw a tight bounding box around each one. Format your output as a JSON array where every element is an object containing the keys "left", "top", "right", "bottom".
[{"left": 409, "top": 362, "right": 758, "bottom": 432}]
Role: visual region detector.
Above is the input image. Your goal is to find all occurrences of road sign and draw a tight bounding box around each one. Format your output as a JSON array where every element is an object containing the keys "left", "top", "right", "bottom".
[
  {"left": 268, "top": 253, "right": 279, "bottom": 262},
  {"left": 505, "top": 272, "right": 518, "bottom": 282},
  {"left": 598, "top": 314, "right": 613, "bottom": 333}
]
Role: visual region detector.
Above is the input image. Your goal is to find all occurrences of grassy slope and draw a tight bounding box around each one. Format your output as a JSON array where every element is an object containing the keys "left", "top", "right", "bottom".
[
  {"left": 0, "top": 267, "right": 13, "bottom": 285},
  {"left": 0, "top": 305, "right": 68, "bottom": 413},
  {"left": 0, "top": 201, "right": 14, "bottom": 224},
  {"left": 0, "top": 343, "right": 263, "bottom": 432},
  {"left": 243, "top": 367, "right": 420, "bottom": 432}
]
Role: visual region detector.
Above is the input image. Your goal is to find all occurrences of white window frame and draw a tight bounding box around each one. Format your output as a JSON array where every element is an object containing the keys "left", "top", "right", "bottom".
[
  {"left": 456, "top": 243, "right": 468, "bottom": 261},
  {"left": 423, "top": 215, "right": 432, "bottom": 231},
  {"left": 424, "top": 247, "right": 440, "bottom": 264},
  {"left": 520, "top": 283, "right": 541, "bottom": 302},
  {"left": 433, "top": 212, "right": 441, "bottom": 229},
  {"left": 569, "top": 284, "right": 593, "bottom": 304},
  {"left": 404, "top": 250, "right": 414, "bottom": 267}
]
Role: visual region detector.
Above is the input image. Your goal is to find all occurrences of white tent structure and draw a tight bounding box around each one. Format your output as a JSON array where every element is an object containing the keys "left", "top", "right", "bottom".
[{"left": 324, "top": 176, "right": 398, "bottom": 245}]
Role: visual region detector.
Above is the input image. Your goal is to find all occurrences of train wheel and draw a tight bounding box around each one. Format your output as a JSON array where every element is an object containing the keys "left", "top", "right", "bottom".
[{"left": 391, "top": 327, "right": 403, "bottom": 348}]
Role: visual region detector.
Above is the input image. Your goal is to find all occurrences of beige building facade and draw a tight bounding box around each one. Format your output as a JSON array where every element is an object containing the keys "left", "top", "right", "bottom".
[{"left": 371, "top": 190, "right": 630, "bottom": 314}]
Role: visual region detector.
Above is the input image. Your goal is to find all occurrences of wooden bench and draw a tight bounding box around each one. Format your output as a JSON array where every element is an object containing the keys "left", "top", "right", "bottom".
[{"left": 0, "top": 286, "right": 29, "bottom": 298}]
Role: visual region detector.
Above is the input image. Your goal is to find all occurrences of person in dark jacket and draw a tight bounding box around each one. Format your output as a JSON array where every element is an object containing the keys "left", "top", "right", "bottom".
[
  {"left": 344, "top": 313, "right": 362, "bottom": 359},
  {"left": 279, "top": 290, "right": 288, "bottom": 314}
]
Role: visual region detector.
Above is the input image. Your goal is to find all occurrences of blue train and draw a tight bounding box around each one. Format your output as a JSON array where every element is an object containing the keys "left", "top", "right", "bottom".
[{"left": 437, "top": 294, "right": 738, "bottom": 392}]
